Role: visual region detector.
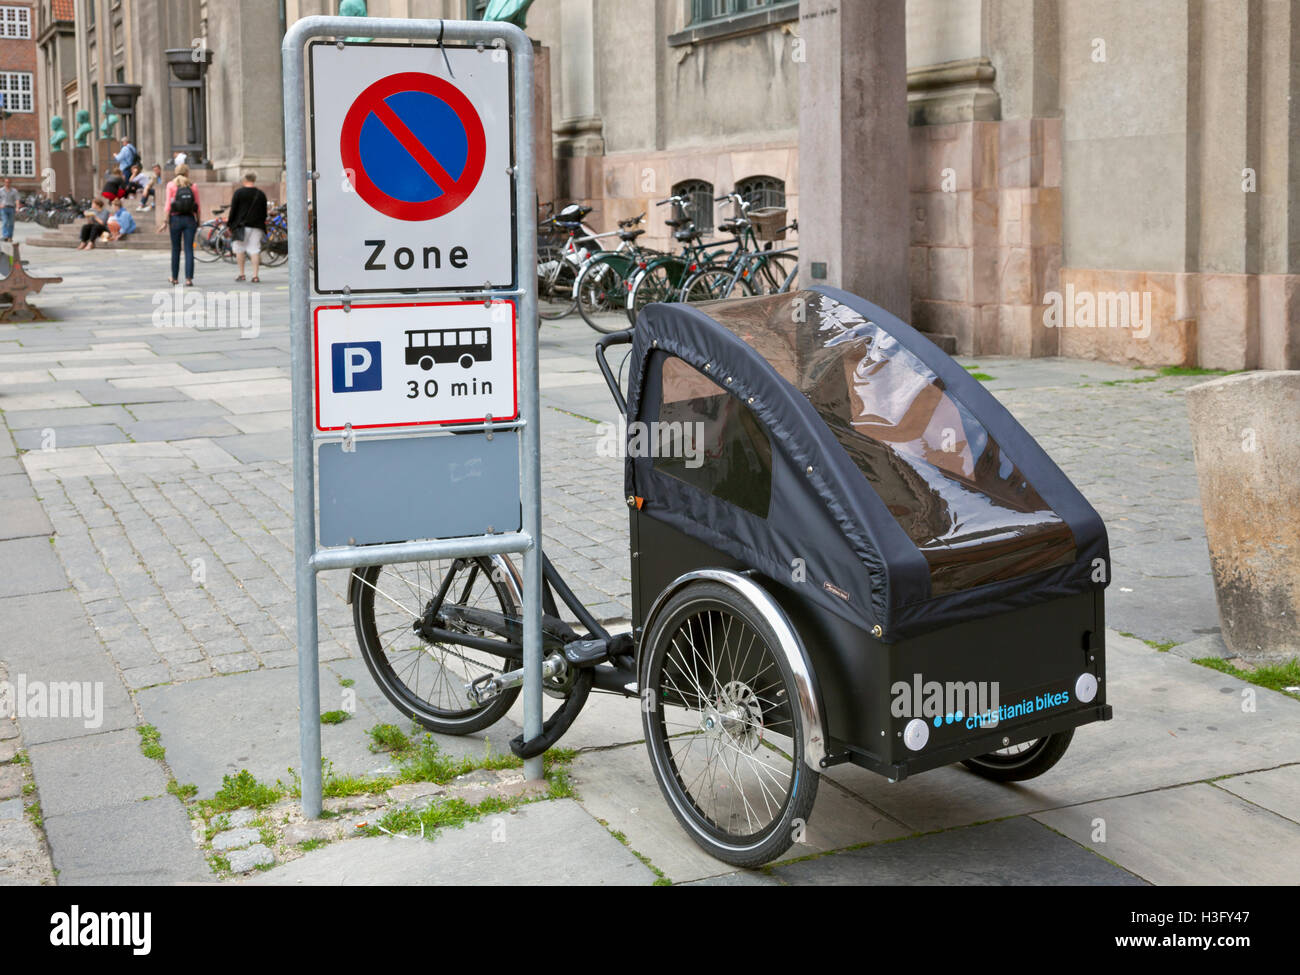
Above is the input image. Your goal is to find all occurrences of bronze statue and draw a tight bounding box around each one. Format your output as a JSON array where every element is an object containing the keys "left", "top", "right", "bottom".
[
  {"left": 74, "top": 109, "right": 93, "bottom": 148},
  {"left": 50, "top": 115, "right": 68, "bottom": 151}
]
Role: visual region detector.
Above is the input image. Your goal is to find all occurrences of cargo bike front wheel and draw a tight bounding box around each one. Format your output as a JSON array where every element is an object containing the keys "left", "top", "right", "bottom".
[
  {"left": 350, "top": 557, "right": 523, "bottom": 735},
  {"left": 641, "top": 580, "right": 819, "bottom": 868}
]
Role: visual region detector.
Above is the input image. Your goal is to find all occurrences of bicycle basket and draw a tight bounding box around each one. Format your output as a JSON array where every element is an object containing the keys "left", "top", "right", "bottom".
[{"left": 750, "top": 207, "right": 788, "bottom": 242}]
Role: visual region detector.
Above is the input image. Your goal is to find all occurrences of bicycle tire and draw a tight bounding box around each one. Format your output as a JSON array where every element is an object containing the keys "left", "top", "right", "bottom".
[
  {"left": 350, "top": 558, "right": 521, "bottom": 735},
  {"left": 642, "top": 580, "right": 819, "bottom": 867},
  {"left": 575, "top": 257, "right": 629, "bottom": 333}
]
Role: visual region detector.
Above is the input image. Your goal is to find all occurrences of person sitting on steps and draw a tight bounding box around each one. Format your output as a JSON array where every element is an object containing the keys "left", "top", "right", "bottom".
[{"left": 77, "top": 199, "right": 108, "bottom": 250}]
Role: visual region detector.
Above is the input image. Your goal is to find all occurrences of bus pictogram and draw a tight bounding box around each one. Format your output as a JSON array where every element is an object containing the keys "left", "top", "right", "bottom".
[{"left": 405, "top": 327, "right": 492, "bottom": 370}]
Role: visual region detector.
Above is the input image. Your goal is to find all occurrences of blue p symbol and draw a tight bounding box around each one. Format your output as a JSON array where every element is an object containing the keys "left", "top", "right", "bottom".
[{"left": 332, "top": 341, "right": 382, "bottom": 392}]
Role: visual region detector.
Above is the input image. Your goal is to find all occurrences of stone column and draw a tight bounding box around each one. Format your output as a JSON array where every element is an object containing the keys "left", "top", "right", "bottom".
[
  {"left": 553, "top": 0, "right": 603, "bottom": 202},
  {"left": 1186, "top": 371, "right": 1300, "bottom": 662},
  {"left": 203, "top": 0, "right": 285, "bottom": 182},
  {"left": 798, "top": 0, "right": 910, "bottom": 320}
]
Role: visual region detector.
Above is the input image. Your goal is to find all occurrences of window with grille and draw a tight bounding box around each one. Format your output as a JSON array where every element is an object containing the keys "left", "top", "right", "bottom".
[
  {"left": 672, "top": 179, "right": 714, "bottom": 233},
  {"left": 0, "top": 140, "right": 35, "bottom": 178},
  {"left": 0, "top": 6, "right": 31, "bottom": 39},
  {"left": 688, "top": 0, "right": 794, "bottom": 28},
  {"left": 736, "top": 175, "right": 786, "bottom": 210},
  {"left": 0, "top": 73, "right": 33, "bottom": 114}
]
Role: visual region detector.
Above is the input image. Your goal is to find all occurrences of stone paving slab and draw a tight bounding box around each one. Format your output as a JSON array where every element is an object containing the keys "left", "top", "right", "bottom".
[
  {"left": 0, "top": 816, "right": 53, "bottom": 885},
  {"left": 0, "top": 497, "right": 53, "bottom": 540},
  {"left": 14, "top": 425, "right": 130, "bottom": 449},
  {"left": 824, "top": 632, "right": 1300, "bottom": 833},
  {"left": 1212, "top": 764, "right": 1300, "bottom": 823},
  {"left": 0, "top": 536, "right": 70, "bottom": 598},
  {"left": 569, "top": 742, "right": 910, "bottom": 883},
  {"left": 248, "top": 799, "right": 657, "bottom": 886},
  {"left": 2, "top": 405, "right": 137, "bottom": 430},
  {"left": 137, "top": 659, "right": 521, "bottom": 798},
  {"left": 43, "top": 797, "right": 211, "bottom": 886},
  {"left": 771, "top": 817, "right": 1147, "bottom": 886},
  {"left": 27, "top": 729, "right": 170, "bottom": 817},
  {"left": 0, "top": 591, "right": 136, "bottom": 746},
  {"left": 0, "top": 473, "right": 34, "bottom": 500},
  {"left": 1031, "top": 783, "right": 1300, "bottom": 885}
]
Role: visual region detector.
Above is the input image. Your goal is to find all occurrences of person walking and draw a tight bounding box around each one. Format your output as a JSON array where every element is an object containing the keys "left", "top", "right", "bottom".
[
  {"left": 228, "top": 172, "right": 268, "bottom": 283},
  {"left": 0, "top": 178, "right": 18, "bottom": 243},
  {"left": 157, "top": 163, "right": 201, "bottom": 285}
]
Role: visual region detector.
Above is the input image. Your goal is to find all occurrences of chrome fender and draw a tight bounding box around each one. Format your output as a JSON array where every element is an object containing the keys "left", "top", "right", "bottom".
[{"left": 638, "top": 567, "right": 828, "bottom": 771}]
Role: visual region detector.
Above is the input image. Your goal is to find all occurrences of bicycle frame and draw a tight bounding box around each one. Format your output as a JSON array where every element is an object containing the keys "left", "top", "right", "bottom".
[{"left": 407, "top": 551, "right": 638, "bottom": 699}]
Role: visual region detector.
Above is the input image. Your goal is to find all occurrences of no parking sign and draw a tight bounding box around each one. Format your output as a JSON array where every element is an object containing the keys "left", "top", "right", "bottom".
[{"left": 310, "top": 43, "right": 515, "bottom": 294}]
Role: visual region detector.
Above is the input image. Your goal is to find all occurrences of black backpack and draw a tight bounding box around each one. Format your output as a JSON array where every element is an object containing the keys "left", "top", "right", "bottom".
[{"left": 171, "top": 184, "right": 196, "bottom": 216}]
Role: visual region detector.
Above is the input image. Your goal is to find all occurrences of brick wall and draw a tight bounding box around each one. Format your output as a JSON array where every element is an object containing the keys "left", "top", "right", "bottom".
[{"left": 0, "top": 1, "right": 41, "bottom": 192}]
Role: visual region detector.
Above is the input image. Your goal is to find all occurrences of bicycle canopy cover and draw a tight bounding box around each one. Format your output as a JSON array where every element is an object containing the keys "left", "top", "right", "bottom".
[{"left": 625, "top": 287, "right": 1109, "bottom": 641}]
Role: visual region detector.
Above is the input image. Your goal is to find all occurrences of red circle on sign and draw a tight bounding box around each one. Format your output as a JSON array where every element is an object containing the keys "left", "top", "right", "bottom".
[{"left": 339, "top": 72, "right": 487, "bottom": 222}]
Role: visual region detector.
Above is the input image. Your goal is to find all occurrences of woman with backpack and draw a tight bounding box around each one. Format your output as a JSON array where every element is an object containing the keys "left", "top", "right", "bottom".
[{"left": 157, "top": 163, "right": 201, "bottom": 285}]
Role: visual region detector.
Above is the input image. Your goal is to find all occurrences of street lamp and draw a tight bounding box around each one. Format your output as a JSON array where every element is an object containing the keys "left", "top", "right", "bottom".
[{"left": 164, "top": 47, "right": 214, "bottom": 166}]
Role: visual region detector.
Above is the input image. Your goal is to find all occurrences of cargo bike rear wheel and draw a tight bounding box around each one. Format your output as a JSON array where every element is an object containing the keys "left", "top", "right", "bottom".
[
  {"left": 641, "top": 581, "right": 819, "bottom": 868},
  {"left": 961, "top": 730, "right": 1074, "bottom": 782}
]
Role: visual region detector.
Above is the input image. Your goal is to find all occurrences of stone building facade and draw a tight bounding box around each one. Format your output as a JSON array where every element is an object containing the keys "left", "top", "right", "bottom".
[
  {"left": 522, "top": 0, "right": 1300, "bottom": 371},
  {"left": 35, "top": 0, "right": 1300, "bottom": 369},
  {"left": 0, "top": 0, "right": 43, "bottom": 191}
]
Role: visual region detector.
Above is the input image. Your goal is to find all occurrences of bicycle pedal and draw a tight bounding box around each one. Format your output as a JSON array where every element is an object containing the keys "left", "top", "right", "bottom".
[
  {"left": 562, "top": 638, "right": 609, "bottom": 667},
  {"left": 466, "top": 672, "right": 501, "bottom": 706}
]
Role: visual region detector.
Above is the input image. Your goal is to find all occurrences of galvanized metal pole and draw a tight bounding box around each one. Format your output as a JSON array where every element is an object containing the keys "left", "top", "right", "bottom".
[
  {"left": 509, "top": 37, "right": 544, "bottom": 783},
  {"left": 281, "top": 18, "right": 322, "bottom": 818}
]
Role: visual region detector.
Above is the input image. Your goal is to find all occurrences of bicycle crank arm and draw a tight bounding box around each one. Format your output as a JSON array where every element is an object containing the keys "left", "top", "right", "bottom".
[{"left": 466, "top": 652, "right": 568, "bottom": 706}]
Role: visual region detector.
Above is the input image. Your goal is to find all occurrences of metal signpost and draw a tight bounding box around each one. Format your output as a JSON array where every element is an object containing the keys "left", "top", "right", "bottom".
[{"left": 281, "top": 16, "right": 542, "bottom": 817}]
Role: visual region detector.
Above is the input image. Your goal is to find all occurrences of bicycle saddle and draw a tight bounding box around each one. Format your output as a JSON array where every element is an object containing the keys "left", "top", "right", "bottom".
[
  {"left": 558, "top": 203, "right": 593, "bottom": 221},
  {"left": 664, "top": 217, "right": 688, "bottom": 229},
  {"left": 618, "top": 228, "right": 646, "bottom": 241},
  {"left": 673, "top": 226, "right": 701, "bottom": 242},
  {"left": 717, "top": 219, "right": 747, "bottom": 234}
]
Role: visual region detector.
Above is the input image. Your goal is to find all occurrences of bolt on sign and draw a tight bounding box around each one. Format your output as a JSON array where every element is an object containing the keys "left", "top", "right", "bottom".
[{"left": 309, "top": 42, "right": 515, "bottom": 294}]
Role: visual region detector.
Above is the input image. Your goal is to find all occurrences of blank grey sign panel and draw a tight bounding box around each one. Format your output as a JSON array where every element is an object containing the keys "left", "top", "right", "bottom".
[{"left": 317, "top": 432, "right": 521, "bottom": 547}]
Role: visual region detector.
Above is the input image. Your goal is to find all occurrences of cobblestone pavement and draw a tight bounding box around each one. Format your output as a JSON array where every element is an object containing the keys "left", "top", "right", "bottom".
[
  {"left": 0, "top": 226, "right": 1257, "bottom": 884},
  {"left": 0, "top": 662, "right": 55, "bottom": 885}
]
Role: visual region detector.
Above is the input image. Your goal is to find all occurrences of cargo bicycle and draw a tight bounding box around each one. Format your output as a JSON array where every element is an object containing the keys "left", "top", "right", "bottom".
[{"left": 347, "top": 286, "right": 1113, "bottom": 867}]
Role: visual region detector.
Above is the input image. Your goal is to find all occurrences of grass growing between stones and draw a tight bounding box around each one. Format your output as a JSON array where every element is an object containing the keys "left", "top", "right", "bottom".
[
  {"left": 200, "top": 769, "right": 285, "bottom": 816},
  {"left": 1192, "top": 656, "right": 1300, "bottom": 702},
  {"left": 319, "top": 710, "right": 350, "bottom": 725},
  {"left": 356, "top": 749, "right": 577, "bottom": 842},
  {"left": 598, "top": 818, "right": 672, "bottom": 886},
  {"left": 1119, "top": 631, "right": 1178, "bottom": 652},
  {"left": 136, "top": 724, "right": 165, "bottom": 761},
  {"left": 183, "top": 730, "right": 579, "bottom": 876}
]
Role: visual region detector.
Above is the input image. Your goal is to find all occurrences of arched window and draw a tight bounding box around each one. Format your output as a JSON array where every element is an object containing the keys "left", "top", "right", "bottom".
[
  {"left": 736, "top": 175, "right": 786, "bottom": 210},
  {"left": 672, "top": 179, "right": 715, "bottom": 233}
]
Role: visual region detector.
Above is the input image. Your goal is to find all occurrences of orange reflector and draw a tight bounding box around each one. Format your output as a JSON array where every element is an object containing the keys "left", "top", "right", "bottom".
[{"left": 634, "top": 496, "right": 645, "bottom": 509}]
